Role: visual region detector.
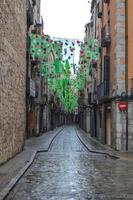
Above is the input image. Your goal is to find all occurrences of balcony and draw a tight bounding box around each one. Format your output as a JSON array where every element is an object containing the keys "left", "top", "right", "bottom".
[
  {"left": 97, "top": 82, "right": 104, "bottom": 98},
  {"left": 97, "top": 81, "right": 110, "bottom": 100},
  {"left": 90, "top": 21, "right": 93, "bottom": 28},
  {"left": 27, "top": 0, "right": 33, "bottom": 26},
  {"left": 32, "top": 0, "right": 36, "bottom": 6},
  {"left": 101, "top": 27, "right": 111, "bottom": 48},
  {"left": 97, "top": 55, "right": 110, "bottom": 100},
  {"left": 90, "top": 16, "right": 93, "bottom": 28},
  {"left": 35, "top": 17, "right": 44, "bottom": 28},
  {"left": 35, "top": 17, "right": 44, "bottom": 34}
]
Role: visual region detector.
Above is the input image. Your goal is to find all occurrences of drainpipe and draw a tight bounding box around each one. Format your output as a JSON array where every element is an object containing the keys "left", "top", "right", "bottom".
[
  {"left": 125, "top": 0, "right": 128, "bottom": 151},
  {"left": 101, "top": 0, "right": 104, "bottom": 82}
]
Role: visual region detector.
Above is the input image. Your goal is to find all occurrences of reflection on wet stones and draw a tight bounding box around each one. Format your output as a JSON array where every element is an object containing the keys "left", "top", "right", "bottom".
[{"left": 5, "top": 127, "right": 133, "bottom": 200}]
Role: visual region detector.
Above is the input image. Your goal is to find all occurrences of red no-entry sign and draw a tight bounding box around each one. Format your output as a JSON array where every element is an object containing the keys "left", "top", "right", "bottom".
[{"left": 118, "top": 101, "right": 128, "bottom": 111}]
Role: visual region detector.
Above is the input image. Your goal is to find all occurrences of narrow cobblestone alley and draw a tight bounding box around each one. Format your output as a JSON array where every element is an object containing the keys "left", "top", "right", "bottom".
[
  {"left": 5, "top": 126, "right": 133, "bottom": 200},
  {"left": 2, "top": 0, "right": 133, "bottom": 200},
  {"left": 49, "top": 126, "right": 87, "bottom": 152}
]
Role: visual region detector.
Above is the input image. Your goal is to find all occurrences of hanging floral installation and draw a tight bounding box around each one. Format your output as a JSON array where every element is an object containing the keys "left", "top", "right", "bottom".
[
  {"left": 29, "top": 33, "right": 99, "bottom": 113},
  {"left": 77, "top": 38, "right": 100, "bottom": 92}
]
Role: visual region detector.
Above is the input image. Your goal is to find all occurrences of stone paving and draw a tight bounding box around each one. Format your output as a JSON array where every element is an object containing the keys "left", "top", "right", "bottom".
[
  {"left": 5, "top": 126, "right": 133, "bottom": 200},
  {"left": 0, "top": 127, "right": 63, "bottom": 194}
]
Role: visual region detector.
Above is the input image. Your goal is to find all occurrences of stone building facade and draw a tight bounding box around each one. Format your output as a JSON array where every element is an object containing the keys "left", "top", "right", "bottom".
[
  {"left": 84, "top": 0, "right": 133, "bottom": 151},
  {"left": 26, "top": 0, "right": 43, "bottom": 137},
  {"left": 26, "top": 0, "right": 56, "bottom": 137},
  {"left": 0, "top": 0, "right": 27, "bottom": 164}
]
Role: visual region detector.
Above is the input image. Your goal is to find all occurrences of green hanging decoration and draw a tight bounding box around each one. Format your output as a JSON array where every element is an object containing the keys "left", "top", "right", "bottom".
[
  {"left": 75, "top": 37, "right": 100, "bottom": 108},
  {"left": 54, "top": 59, "right": 60, "bottom": 75},
  {"left": 28, "top": 33, "right": 83, "bottom": 112},
  {"left": 40, "top": 65, "right": 48, "bottom": 76}
]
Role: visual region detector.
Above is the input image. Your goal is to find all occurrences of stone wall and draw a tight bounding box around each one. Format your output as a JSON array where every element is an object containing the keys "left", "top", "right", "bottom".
[
  {"left": 115, "top": 0, "right": 126, "bottom": 96},
  {"left": 111, "top": 1, "right": 133, "bottom": 151},
  {"left": 0, "top": 0, "right": 27, "bottom": 164},
  {"left": 112, "top": 101, "right": 133, "bottom": 151},
  {"left": 112, "top": 101, "right": 126, "bottom": 150},
  {"left": 111, "top": 0, "right": 126, "bottom": 151}
]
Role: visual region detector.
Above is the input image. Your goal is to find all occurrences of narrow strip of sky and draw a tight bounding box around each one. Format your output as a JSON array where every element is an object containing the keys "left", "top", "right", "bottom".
[{"left": 41, "top": 0, "right": 91, "bottom": 40}]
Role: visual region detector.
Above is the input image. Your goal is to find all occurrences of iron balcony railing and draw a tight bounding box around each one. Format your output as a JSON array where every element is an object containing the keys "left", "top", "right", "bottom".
[
  {"left": 32, "top": 0, "right": 36, "bottom": 6},
  {"left": 97, "top": 82, "right": 104, "bottom": 98},
  {"left": 101, "top": 26, "right": 111, "bottom": 48},
  {"left": 35, "top": 17, "right": 44, "bottom": 28},
  {"left": 97, "top": 80, "right": 110, "bottom": 99}
]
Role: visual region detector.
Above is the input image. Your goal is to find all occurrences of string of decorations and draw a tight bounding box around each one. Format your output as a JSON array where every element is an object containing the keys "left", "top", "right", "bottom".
[{"left": 29, "top": 33, "right": 99, "bottom": 113}]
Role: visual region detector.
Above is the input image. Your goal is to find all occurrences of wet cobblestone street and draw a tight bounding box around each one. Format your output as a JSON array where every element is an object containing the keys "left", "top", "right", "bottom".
[{"left": 6, "top": 126, "right": 133, "bottom": 200}]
